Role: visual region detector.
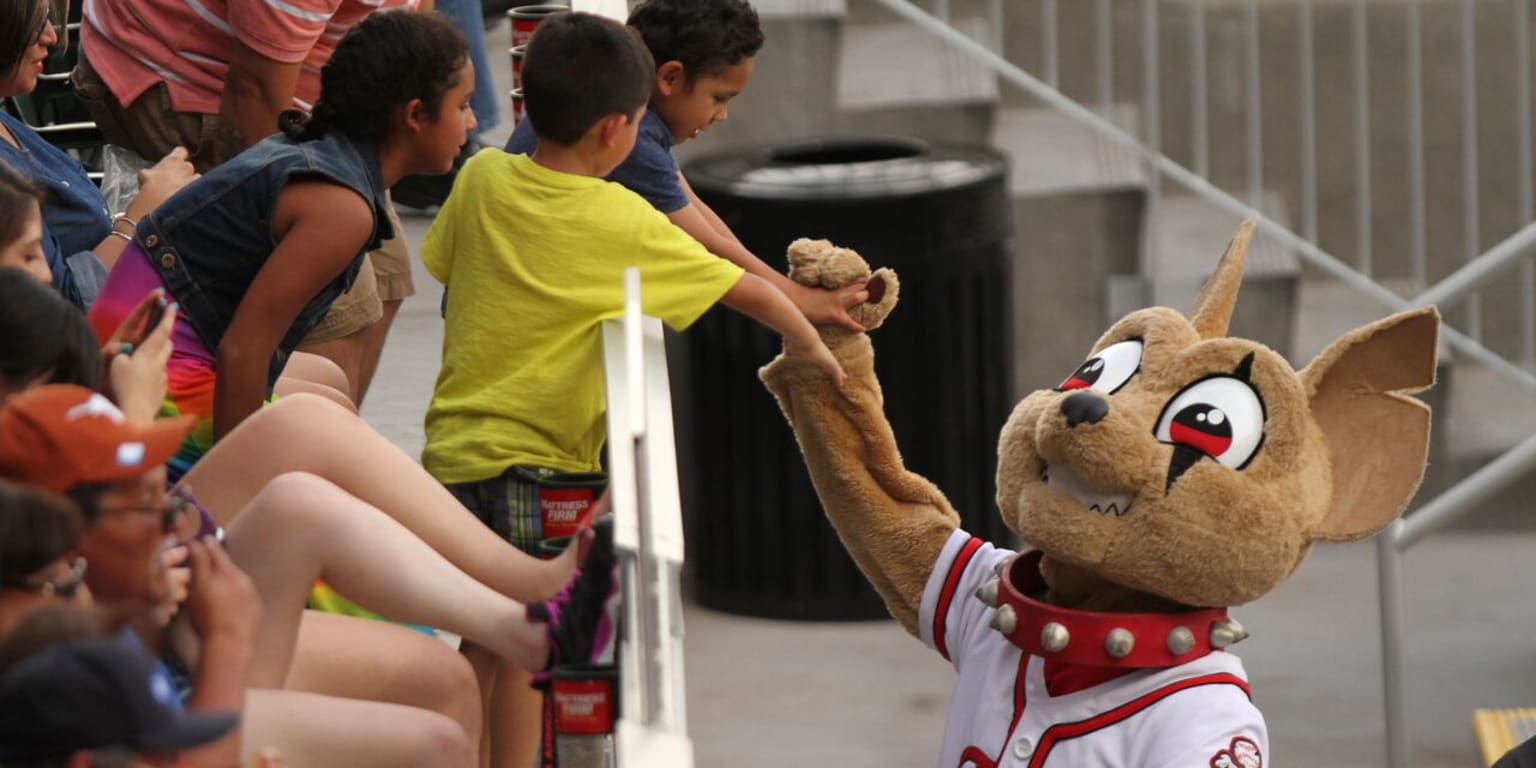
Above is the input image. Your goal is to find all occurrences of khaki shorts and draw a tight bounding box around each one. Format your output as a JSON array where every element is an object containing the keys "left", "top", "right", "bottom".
[{"left": 302, "top": 200, "right": 416, "bottom": 343}]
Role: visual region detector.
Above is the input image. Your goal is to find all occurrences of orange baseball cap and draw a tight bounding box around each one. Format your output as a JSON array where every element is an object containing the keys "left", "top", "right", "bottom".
[{"left": 0, "top": 385, "right": 196, "bottom": 493}]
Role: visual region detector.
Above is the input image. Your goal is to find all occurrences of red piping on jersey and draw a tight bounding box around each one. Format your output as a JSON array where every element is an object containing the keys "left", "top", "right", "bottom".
[
  {"left": 1025, "top": 672, "right": 1252, "bottom": 767},
  {"left": 955, "top": 653, "right": 1030, "bottom": 768},
  {"left": 934, "top": 536, "right": 985, "bottom": 662}
]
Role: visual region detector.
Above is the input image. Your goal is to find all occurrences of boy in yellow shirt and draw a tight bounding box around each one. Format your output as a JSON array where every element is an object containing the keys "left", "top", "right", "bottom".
[
  {"left": 423, "top": 10, "right": 842, "bottom": 502},
  {"left": 420, "top": 15, "right": 845, "bottom": 759}
]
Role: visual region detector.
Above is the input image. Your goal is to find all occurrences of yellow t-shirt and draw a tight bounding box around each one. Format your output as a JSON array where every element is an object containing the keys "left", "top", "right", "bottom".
[{"left": 421, "top": 150, "right": 745, "bottom": 483}]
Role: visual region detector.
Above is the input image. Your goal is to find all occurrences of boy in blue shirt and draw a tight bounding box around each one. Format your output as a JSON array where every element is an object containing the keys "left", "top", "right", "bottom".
[{"left": 505, "top": 0, "right": 868, "bottom": 331}]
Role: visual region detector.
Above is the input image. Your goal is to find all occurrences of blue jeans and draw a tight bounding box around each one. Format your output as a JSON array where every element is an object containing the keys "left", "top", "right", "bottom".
[{"left": 435, "top": 0, "right": 501, "bottom": 134}]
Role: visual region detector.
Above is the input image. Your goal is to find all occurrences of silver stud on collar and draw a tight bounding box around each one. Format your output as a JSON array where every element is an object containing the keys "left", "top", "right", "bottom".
[
  {"left": 1210, "top": 618, "right": 1249, "bottom": 649},
  {"left": 1105, "top": 627, "right": 1135, "bottom": 658},
  {"left": 991, "top": 604, "right": 1017, "bottom": 634},
  {"left": 1166, "top": 626, "right": 1195, "bottom": 656},
  {"left": 1040, "top": 622, "right": 1070, "bottom": 653},
  {"left": 975, "top": 579, "right": 999, "bottom": 608}
]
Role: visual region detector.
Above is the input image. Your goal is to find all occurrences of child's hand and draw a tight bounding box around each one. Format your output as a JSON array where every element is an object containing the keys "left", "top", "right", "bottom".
[
  {"left": 793, "top": 281, "right": 870, "bottom": 333},
  {"left": 787, "top": 335, "right": 848, "bottom": 388}
]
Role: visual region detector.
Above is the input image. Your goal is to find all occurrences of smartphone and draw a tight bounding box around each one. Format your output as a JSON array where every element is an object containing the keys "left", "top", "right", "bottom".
[{"left": 137, "top": 294, "right": 168, "bottom": 345}]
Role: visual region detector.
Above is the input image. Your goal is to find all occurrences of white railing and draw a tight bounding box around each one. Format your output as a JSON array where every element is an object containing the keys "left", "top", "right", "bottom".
[
  {"left": 602, "top": 271, "right": 693, "bottom": 768},
  {"left": 878, "top": 2, "right": 1536, "bottom": 766}
]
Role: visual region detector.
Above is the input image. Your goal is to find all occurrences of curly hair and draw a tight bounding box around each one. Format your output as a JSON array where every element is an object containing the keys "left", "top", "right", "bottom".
[
  {"left": 281, "top": 10, "right": 468, "bottom": 144},
  {"left": 628, "top": 0, "right": 763, "bottom": 81}
]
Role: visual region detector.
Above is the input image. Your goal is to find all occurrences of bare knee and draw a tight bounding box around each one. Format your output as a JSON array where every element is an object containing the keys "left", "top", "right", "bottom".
[
  {"left": 245, "top": 472, "right": 343, "bottom": 526},
  {"left": 397, "top": 709, "right": 476, "bottom": 768},
  {"left": 264, "top": 391, "right": 357, "bottom": 423},
  {"left": 408, "top": 637, "right": 483, "bottom": 744},
  {"left": 283, "top": 350, "right": 351, "bottom": 394},
  {"left": 274, "top": 377, "right": 357, "bottom": 413}
]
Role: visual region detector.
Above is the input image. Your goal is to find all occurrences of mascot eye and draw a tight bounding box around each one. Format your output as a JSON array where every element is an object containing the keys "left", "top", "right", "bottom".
[
  {"left": 1154, "top": 376, "right": 1266, "bottom": 469},
  {"left": 1059, "top": 339, "right": 1143, "bottom": 394}
]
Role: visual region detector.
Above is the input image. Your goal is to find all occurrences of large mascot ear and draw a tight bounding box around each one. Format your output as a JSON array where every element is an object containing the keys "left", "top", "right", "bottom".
[
  {"left": 1300, "top": 306, "right": 1440, "bottom": 541},
  {"left": 1188, "top": 219, "right": 1255, "bottom": 339}
]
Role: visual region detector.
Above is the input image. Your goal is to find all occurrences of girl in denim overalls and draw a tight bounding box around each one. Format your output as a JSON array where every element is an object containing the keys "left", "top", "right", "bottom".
[{"left": 87, "top": 12, "right": 473, "bottom": 475}]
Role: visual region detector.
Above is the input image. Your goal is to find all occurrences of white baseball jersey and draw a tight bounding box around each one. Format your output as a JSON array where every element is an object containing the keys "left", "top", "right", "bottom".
[{"left": 917, "top": 530, "right": 1269, "bottom": 768}]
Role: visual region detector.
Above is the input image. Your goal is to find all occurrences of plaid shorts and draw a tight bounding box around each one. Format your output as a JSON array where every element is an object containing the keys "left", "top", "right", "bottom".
[{"left": 446, "top": 466, "right": 550, "bottom": 557}]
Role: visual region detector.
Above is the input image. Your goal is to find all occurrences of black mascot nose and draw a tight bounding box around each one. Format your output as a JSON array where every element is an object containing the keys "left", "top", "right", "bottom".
[{"left": 1062, "top": 392, "right": 1109, "bottom": 427}]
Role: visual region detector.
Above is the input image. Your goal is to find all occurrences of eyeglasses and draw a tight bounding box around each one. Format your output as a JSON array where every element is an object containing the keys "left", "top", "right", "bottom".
[{"left": 99, "top": 487, "right": 196, "bottom": 535}]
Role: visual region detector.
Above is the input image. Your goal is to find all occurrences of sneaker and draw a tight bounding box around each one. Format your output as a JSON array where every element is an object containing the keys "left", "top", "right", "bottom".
[
  {"left": 527, "top": 517, "right": 620, "bottom": 669},
  {"left": 391, "top": 136, "right": 484, "bottom": 211}
]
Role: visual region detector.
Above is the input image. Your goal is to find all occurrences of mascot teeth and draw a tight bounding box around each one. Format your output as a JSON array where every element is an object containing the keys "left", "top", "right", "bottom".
[{"left": 1043, "top": 462, "right": 1133, "bottom": 518}]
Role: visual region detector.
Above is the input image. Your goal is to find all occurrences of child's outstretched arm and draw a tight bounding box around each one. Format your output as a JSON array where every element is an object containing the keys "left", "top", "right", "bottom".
[
  {"left": 676, "top": 174, "right": 869, "bottom": 332},
  {"left": 721, "top": 273, "right": 848, "bottom": 388}
]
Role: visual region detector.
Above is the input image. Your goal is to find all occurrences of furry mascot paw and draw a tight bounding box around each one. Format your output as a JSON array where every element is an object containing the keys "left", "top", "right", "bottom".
[{"left": 785, "top": 238, "right": 900, "bottom": 333}]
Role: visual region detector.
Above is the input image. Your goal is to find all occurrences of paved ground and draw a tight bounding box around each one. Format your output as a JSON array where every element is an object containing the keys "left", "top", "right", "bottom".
[{"left": 354, "top": 18, "right": 1536, "bottom": 768}]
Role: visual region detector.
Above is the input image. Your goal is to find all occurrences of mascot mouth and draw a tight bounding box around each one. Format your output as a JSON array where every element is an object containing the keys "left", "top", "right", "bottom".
[{"left": 1040, "top": 462, "right": 1134, "bottom": 518}]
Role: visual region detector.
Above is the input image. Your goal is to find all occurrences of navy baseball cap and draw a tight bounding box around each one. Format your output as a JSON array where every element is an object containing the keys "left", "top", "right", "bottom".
[{"left": 0, "top": 638, "right": 237, "bottom": 760}]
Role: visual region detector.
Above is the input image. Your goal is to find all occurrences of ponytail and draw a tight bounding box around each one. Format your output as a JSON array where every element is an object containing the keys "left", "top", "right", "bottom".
[{"left": 284, "top": 12, "right": 468, "bottom": 145}]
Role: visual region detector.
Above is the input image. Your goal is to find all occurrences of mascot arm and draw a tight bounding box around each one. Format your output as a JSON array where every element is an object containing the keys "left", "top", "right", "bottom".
[{"left": 761, "top": 323, "right": 961, "bottom": 638}]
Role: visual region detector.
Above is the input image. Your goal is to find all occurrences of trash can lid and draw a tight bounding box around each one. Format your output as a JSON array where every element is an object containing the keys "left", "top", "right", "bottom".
[{"left": 684, "top": 137, "right": 1007, "bottom": 201}]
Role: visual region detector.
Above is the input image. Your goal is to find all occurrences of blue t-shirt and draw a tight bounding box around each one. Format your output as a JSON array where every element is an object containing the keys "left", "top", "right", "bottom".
[
  {"left": 504, "top": 108, "right": 691, "bottom": 214},
  {"left": 0, "top": 112, "right": 110, "bottom": 309}
]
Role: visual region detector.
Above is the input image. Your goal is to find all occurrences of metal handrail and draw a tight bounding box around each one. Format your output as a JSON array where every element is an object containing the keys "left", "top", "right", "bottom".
[
  {"left": 876, "top": 2, "right": 1536, "bottom": 766},
  {"left": 870, "top": 0, "right": 1536, "bottom": 395}
]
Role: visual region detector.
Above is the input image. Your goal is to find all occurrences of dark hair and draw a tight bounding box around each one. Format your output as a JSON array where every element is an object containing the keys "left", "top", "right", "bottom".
[
  {"left": 0, "top": 269, "right": 100, "bottom": 392},
  {"left": 62, "top": 484, "right": 104, "bottom": 525},
  {"left": 0, "top": 0, "right": 50, "bottom": 82},
  {"left": 0, "top": 161, "right": 42, "bottom": 250},
  {"left": 280, "top": 10, "right": 468, "bottom": 144},
  {"left": 524, "top": 13, "right": 655, "bottom": 147},
  {"left": 0, "top": 606, "right": 111, "bottom": 678},
  {"left": 628, "top": 0, "right": 763, "bottom": 81},
  {"left": 0, "top": 481, "right": 83, "bottom": 589}
]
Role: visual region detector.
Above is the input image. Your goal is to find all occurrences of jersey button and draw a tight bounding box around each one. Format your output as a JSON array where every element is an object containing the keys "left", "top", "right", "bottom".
[{"left": 1012, "top": 736, "right": 1033, "bottom": 759}]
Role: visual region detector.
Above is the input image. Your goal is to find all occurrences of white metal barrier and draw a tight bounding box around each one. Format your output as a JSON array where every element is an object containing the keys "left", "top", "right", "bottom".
[{"left": 601, "top": 270, "right": 693, "bottom": 767}]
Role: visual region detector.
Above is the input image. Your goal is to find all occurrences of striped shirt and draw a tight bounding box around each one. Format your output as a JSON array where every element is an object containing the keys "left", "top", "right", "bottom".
[{"left": 80, "top": 0, "right": 417, "bottom": 117}]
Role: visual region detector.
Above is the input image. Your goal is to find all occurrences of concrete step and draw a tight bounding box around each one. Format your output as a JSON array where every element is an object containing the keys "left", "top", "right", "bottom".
[
  {"left": 990, "top": 104, "right": 1146, "bottom": 197},
  {"left": 836, "top": 18, "right": 997, "bottom": 110}
]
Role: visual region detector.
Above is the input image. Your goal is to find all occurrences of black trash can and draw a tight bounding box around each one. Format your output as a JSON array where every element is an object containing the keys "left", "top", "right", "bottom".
[{"left": 677, "top": 137, "right": 1014, "bottom": 621}]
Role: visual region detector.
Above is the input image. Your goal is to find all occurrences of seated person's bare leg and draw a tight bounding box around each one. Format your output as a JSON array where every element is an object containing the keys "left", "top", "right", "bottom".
[
  {"left": 220, "top": 472, "right": 550, "bottom": 686},
  {"left": 463, "top": 647, "right": 542, "bottom": 768},
  {"left": 280, "top": 351, "right": 352, "bottom": 397},
  {"left": 273, "top": 376, "right": 356, "bottom": 413},
  {"left": 286, "top": 610, "right": 482, "bottom": 745},
  {"left": 244, "top": 688, "right": 475, "bottom": 768},
  {"left": 181, "top": 394, "right": 575, "bottom": 602}
]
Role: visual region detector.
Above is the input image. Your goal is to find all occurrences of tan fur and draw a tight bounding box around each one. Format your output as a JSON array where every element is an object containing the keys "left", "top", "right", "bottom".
[{"left": 762, "top": 225, "right": 1439, "bottom": 627}]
